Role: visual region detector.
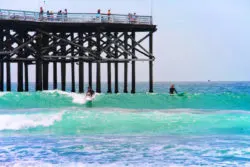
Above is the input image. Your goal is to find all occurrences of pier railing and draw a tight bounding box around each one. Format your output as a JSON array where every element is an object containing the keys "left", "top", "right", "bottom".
[{"left": 0, "top": 9, "right": 153, "bottom": 25}]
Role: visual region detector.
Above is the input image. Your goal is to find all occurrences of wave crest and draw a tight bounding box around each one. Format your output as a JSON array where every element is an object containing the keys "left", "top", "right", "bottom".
[{"left": 0, "top": 112, "right": 64, "bottom": 130}]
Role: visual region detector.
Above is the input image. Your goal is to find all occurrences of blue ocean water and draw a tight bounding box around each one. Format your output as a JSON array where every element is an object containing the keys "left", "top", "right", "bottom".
[{"left": 0, "top": 82, "right": 250, "bottom": 167}]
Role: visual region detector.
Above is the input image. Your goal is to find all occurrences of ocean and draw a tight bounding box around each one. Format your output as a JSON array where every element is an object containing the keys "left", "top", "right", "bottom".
[{"left": 0, "top": 82, "right": 250, "bottom": 167}]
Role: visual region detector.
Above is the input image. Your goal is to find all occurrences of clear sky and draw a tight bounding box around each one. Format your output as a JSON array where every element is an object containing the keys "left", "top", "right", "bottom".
[{"left": 2, "top": 0, "right": 250, "bottom": 82}]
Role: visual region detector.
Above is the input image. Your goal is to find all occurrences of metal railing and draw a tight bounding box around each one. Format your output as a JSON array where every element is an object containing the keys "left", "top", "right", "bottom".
[{"left": 0, "top": 9, "right": 153, "bottom": 25}]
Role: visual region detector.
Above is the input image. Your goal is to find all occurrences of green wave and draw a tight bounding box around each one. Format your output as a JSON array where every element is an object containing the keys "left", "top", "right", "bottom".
[
  {"left": 0, "top": 90, "right": 249, "bottom": 110},
  {"left": 1, "top": 108, "right": 250, "bottom": 136}
]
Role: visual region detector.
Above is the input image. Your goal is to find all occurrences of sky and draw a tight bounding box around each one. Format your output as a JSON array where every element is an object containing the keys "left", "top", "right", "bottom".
[{"left": 1, "top": 0, "right": 250, "bottom": 82}]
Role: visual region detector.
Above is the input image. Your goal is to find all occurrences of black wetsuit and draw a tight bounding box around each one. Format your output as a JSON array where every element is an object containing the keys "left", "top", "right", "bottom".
[
  {"left": 169, "top": 88, "right": 177, "bottom": 94},
  {"left": 87, "top": 89, "right": 95, "bottom": 96}
]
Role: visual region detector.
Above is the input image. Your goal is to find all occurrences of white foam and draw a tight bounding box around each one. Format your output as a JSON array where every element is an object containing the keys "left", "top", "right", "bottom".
[
  {"left": 0, "top": 162, "right": 183, "bottom": 167},
  {"left": 0, "top": 92, "right": 9, "bottom": 97},
  {"left": 0, "top": 112, "right": 64, "bottom": 130},
  {"left": 43, "top": 90, "right": 100, "bottom": 105}
]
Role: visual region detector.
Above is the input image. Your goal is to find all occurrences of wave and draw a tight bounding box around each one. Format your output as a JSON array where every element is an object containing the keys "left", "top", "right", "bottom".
[
  {"left": 0, "top": 111, "right": 63, "bottom": 130},
  {"left": 0, "top": 90, "right": 249, "bottom": 110},
  {"left": 1, "top": 108, "right": 250, "bottom": 135}
]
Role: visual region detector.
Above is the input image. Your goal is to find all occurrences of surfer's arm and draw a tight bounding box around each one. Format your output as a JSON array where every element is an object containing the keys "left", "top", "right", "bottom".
[{"left": 175, "top": 89, "right": 178, "bottom": 94}]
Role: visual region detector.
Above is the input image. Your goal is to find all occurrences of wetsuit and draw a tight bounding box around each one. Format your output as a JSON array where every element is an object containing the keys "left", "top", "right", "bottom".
[
  {"left": 169, "top": 88, "right": 177, "bottom": 94},
  {"left": 87, "top": 89, "right": 95, "bottom": 96}
]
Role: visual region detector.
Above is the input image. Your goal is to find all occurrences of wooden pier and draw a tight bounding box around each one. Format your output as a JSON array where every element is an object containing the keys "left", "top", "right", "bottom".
[{"left": 0, "top": 9, "right": 157, "bottom": 93}]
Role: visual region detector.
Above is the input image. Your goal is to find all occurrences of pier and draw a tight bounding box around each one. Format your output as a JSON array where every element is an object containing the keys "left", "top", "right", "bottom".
[{"left": 0, "top": 9, "right": 157, "bottom": 93}]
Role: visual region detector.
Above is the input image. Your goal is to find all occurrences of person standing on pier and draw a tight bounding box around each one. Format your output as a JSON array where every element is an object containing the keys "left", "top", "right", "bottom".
[
  {"left": 96, "top": 9, "right": 101, "bottom": 22},
  {"left": 46, "top": 10, "right": 50, "bottom": 20},
  {"left": 64, "top": 9, "right": 68, "bottom": 21},
  {"left": 39, "top": 7, "right": 44, "bottom": 20},
  {"left": 107, "top": 9, "right": 111, "bottom": 22}
]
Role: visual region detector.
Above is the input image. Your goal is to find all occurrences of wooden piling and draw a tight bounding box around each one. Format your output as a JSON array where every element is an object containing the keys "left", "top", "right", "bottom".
[
  {"left": 61, "top": 33, "right": 66, "bottom": 91},
  {"left": 53, "top": 34, "right": 57, "bottom": 90},
  {"left": 71, "top": 33, "right": 75, "bottom": 92},
  {"left": 149, "top": 32, "right": 153, "bottom": 93},
  {"left": 131, "top": 32, "right": 136, "bottom": 94},
  {"left": 43, "top": 62, "right": 49, "bottom": 90},
  {"left": 114, "top": 32, "right": 119, "bottom": 93},
  {"left": 88, "top": 32, "right": 92, "bottom": 89},
  {"left": 78, "top": 32, "right": 84, "bottom": 93},
  {"left": 0, "top": 62, "right": 3, "bottom": 91},
  {"left": 24, "top": 63, "right": 29, "bottom": 91},
  {"left": 107, "top": 32, "right": 112, "bottom": 93},
  {"left": 36, "top": 35, "right": 43, "bottom": 91},
  {"left": 42, "top": 35, "right": 49, "bottom": 90},
  {"left": 124, "top": 32, "right": 128, "bottom": 93},
  {"left": 6, "top": 62, "right": 11, "bottom": 91},
  {"left": 96, "top": 32, "right": 101, "bottom": 93},
  {"left": 17, "top": 62, "right": 23, "bottom": 92},
  {"left": 0, "top": 30, "right": 3, "bottom": 91},
  {"left": 53, "top": 62, "right": 57, "bottom": 89}
]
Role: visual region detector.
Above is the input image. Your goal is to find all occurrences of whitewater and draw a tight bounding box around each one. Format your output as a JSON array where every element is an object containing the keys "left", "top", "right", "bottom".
[{"left": 0, "top": 82, "right": 250, "bottom": 167}]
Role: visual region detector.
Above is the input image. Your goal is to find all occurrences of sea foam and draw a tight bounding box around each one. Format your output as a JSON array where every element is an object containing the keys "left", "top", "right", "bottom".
[{"left": 0, "top": 112, "right": 64, "bottom": 130}]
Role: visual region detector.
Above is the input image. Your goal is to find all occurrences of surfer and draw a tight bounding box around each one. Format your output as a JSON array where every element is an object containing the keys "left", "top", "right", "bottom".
[
  {"left": 86, "top": 86, "right": 95, "bottom": 97},
  {"left": 169, "top": 84, "right": 178, "bottom": 95}
]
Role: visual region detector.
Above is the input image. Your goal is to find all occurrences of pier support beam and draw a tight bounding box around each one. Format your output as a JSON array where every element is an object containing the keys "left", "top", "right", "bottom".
[
  {"left": 149, "top": 32, "right": 153, "bottom": 93},
  {"left": 42, "top": 35, "right": 49, "bottom": 91},
  {"left": 71, "top": 33, "right": 75, "bottom": 92},
  {"left": 43, "top": 62, "right": 49, "bottom": 90},
  {"left": 17, "top": 62, "right": 23, "bottom": 92},
  {"left": 78, "top": 32, "right": 84, "bottom": 93},
  {"left": 124, "top": 32, "right": 128, "bottom": 93},
  {"left": 53, "top": 62, "right": 57, "bottom": 89},
  {"left": 6, "top": 62, "right": 11, "bottom": 91},
  {"left": 88, "top": 32, "right": 92, "bottom": 89},
  {"left": 61, "top": 33, "right": 66, "bottom": 91},
  {"left": 36, "top": 35, "right": 43, "bottom": 91},
  {"left": 36, "top": 59, "right": 43, "bottom": 91},
  {"left": 96, "top": 32, "right": 101, "bottom": 93},
  {"left": 24, "top": 63, "right": 29, "bottom": 91},
  {"left": 53, "top": 34, "right": 57, "bottom": 90},
  {"left": 131, "top": 32, "right": 136, "bottom": 94},
  {"left": 114, "top": 33, "right": 119, "bottom": 93},
  {"left": 0, "top": 62, "right": 3, "bottom": 92},
  {"left": 0, "top": 30, "right": 3, "bottom": 91},
  {"left": 107, "top": 32, "right": 112, "bottom": 93}
]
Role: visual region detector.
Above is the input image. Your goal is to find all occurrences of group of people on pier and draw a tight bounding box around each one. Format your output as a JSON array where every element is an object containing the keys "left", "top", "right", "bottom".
[
  {"left": 39, "top": 7, "right": 68, "bottom": 21},
  {"left": 96, "top": 9, "right": 138, "bottom": 23},
  {"left": 39, "top": 7, "right": 139, "bottom": 23}
]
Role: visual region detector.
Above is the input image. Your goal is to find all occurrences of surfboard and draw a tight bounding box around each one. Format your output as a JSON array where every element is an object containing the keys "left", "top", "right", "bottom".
[
  {"left": 85, "top": 94, "right": 95, "bottom": 102},
  {"left": 177, "top": 93, "right": 186, "bottom": 97}
]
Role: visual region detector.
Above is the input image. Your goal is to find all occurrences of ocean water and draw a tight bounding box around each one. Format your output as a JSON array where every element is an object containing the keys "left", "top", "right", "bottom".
[{"left": 0, "top": 82, "right": 250, "bottom": 167}]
